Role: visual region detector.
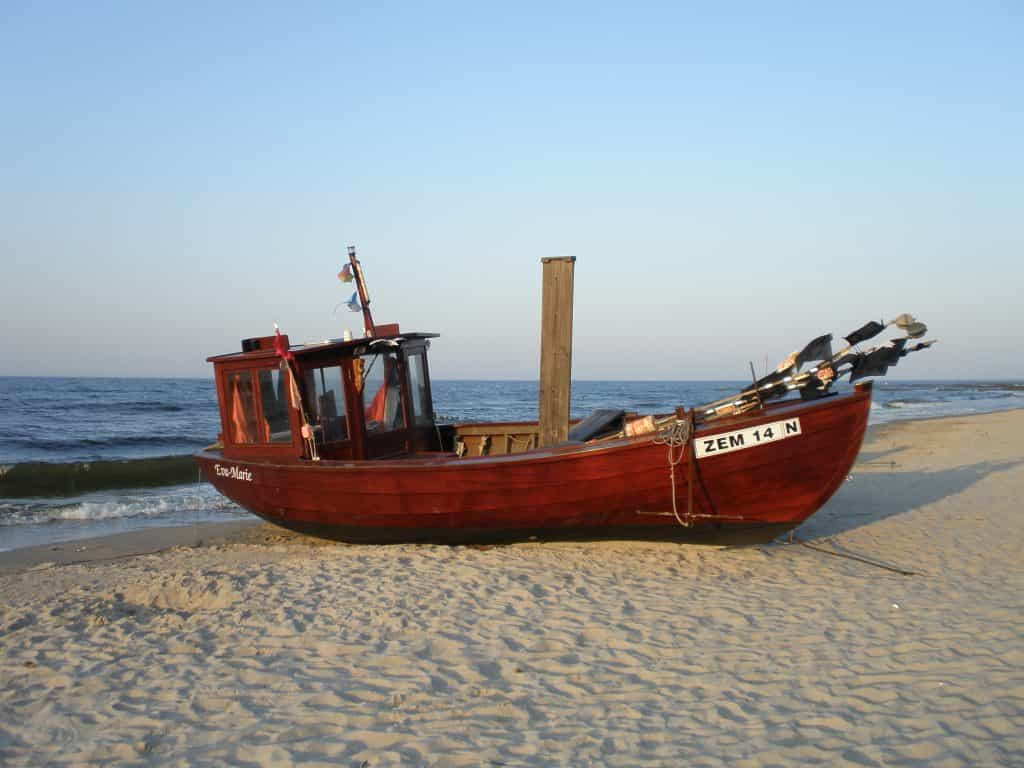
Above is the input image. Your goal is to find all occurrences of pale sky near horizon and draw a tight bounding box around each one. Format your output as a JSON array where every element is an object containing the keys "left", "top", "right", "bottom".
[{"left": 2, "top": 2, "right": 1021, "bottom": 380}]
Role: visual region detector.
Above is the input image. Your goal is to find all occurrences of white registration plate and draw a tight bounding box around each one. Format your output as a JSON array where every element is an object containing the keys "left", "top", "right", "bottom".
[{"left": 695, "top": 417, "right": 802, "bottom": 459}]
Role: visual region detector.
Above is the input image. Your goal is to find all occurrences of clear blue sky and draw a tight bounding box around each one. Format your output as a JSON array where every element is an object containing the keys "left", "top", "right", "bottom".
[{"left": 2, "top": 1, "right": 1021, "bottom": 379}]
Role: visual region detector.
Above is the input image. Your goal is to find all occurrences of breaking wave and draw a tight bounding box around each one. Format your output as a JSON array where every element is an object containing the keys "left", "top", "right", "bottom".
[
  {"left": 0, "top": 454, "right": 203, "bottom": 498},
  {"left": 882, "top": 399, "right": 937, "bottom": 409},
  {"left": 0, "top": 489, "right": 242, "bottom": 527},
  {"left": 935, "top": 382, "right": 1024, "bottom": 393}
]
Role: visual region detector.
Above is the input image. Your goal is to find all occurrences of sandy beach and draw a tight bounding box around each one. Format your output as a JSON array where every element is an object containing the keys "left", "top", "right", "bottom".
[{"left": 1, "top": 410, "right": 1021, "bottom": 767}]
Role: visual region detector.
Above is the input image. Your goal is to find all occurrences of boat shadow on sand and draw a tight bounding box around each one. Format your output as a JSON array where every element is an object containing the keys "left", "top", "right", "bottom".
[
  {"left": 852, "top": 444, "right": 912, "bottom": 465},
  {"left": 794, "top": 454, "right": 1023, "bottom": 541}
]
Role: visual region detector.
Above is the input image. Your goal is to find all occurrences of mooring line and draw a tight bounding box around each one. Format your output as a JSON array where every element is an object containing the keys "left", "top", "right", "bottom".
[{"left": 787, "top": 533, "right": 921, "bottom": 576}]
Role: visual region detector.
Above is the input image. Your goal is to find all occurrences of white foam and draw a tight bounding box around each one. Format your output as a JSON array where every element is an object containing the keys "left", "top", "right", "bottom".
[
  {"left": 51, "top": 497, "right": 178, "bottom": 522},
  {"left": 1, "top": 487, "right": 239, "bottom": 527}
]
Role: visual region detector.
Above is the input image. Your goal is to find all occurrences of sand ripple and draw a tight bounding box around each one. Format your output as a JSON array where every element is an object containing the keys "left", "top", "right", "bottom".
[{"left": 1, "top": 411, "right": 1023, "bottom": 766}]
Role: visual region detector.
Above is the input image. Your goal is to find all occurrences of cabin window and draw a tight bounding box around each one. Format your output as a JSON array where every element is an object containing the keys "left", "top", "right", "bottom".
[
  {"left": 360, "top": 351, "right": 405, "bottom": 433},
  {"left": 225, "top": 367, "right": 294, "bottom": 446},
  {"left": 257, "top": 367, "right": 293, "bottom": 443},
  {"left": 226, "top": 371, "right": 260, "bottom": 444},
  {"left": 304, "top": 365, "right": 349, "bottom": 443},
  {"left": 407, "top": 352, "right": 432, "bottom": 426}
]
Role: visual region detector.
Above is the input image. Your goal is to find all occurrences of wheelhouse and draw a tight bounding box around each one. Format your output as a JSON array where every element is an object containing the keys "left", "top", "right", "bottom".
[{"left": 208, "top": 329, "right": 441, "bottom": 462}]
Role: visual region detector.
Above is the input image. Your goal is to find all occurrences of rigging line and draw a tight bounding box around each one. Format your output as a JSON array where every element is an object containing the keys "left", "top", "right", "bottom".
[
  {"left": 361, "top": 352, "right": 380, "bottom": 386},
  {"left": 687, "top": 410, "right": 696, "bottom": 524},
  {"left": 788, "top": 533, "right": 921, "bottom": 576},
  {"left": 284, "top": 360, "right": 319, "bottom": 461},
  {"left": 433, "top": 416, "right": 446, "bottom": 454},
  {"left": 194, "top": 466, "right": 204, "bottom": 547}
]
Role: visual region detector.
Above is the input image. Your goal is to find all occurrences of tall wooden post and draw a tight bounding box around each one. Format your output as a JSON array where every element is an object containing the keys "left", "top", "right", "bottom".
[{"left": 538, "top": 256, "right": 575, "bottom": 447}]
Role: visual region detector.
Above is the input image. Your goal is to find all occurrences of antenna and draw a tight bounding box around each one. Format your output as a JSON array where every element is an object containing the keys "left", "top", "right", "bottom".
[{"left": 347, "top": 245, "right": 377, "bottom": 338}]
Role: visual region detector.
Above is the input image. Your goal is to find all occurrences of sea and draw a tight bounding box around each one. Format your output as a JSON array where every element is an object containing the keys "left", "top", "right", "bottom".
[{"left": 2, "top": 377, "right": 1022, "bottom": 552}]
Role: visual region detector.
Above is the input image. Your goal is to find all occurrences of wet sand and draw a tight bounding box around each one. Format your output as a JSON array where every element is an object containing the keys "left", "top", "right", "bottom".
[{"left": 1, "top": 410, "right": 1022, "bottom": 766}]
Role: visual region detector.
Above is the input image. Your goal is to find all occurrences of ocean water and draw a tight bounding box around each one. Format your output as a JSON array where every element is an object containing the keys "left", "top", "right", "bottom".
[{"left": 1, "top": 376, "right": 1022, "bottom": 552}]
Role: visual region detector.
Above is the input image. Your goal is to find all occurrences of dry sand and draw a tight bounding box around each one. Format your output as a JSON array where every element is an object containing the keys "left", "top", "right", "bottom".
[{"left": 1, "top": 410, "right": 1022, "bottom": 767}]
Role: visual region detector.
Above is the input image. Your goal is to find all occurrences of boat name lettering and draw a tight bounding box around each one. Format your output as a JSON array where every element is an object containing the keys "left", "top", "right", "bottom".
[
  {"left": 696, "top": 418, "right": 801, "bottom": 459},
  {"left": 214, "top": 463, "right": 254, "bottom": 482}
]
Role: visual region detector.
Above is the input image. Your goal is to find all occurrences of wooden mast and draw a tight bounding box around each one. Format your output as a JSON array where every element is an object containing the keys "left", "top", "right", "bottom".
[
  {"left": 538, "top": 256, "right": 576, "bottom": 447},
  {"left": 348, "top": 245, "right": 376, "bottom": 338}
]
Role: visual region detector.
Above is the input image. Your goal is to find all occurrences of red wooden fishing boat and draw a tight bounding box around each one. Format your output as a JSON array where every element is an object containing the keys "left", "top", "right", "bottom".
[{"left": 195, "top": 250, "right": 934, "bottom": 544}]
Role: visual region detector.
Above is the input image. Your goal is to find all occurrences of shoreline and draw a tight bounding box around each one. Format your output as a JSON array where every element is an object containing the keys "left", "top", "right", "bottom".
[
  {"left": 0, "top": 520, "right": 264, "bottom": 576},
  {"left": 868, "top": 403, "right": 1024, "bottom": 429},
  {"left": 2, "top": 407, "right": 1022, "bottom": 573}
]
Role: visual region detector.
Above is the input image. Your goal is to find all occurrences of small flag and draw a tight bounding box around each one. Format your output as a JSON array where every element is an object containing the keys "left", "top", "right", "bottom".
[
  {"left": 795, "top": 334, "right": 833, "bottom": 367},
  {"left": 273, "top": 323, "right": 293, "bottom": 361},
  {"left": 345, "top": 291, "right": 361, "bottom": 312},
  {"left": 337, "top": 263, "right": 354, "bottom": 283},
  {"left": 849, "top": 339, "right": 907, "bottom": 382},
  {"left": 844, "top": 320, "right": 885, "bottom": 347}
]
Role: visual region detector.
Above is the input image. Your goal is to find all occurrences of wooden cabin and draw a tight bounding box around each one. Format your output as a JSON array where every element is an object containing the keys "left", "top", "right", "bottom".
[
  {"left": 208, "top": 330, "right": 553, "bottom": 463},
  {"left": 209, "top": 330, "right": 443, "bottom": 462}
]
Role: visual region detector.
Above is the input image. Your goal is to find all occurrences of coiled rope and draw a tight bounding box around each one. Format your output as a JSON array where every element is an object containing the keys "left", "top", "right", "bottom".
[{"left": 654, "top": 413, "right": 694, "bottom": 527}]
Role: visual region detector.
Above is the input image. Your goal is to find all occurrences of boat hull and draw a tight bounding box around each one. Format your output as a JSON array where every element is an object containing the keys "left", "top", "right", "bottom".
[{"left": 195, "top": 386, "right": 871, "bottom": 545}]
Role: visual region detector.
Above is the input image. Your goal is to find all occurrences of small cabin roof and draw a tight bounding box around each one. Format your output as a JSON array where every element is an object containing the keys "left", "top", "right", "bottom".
[{"left": 207, "top": 331, "right": 439, "bottom": 364}]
